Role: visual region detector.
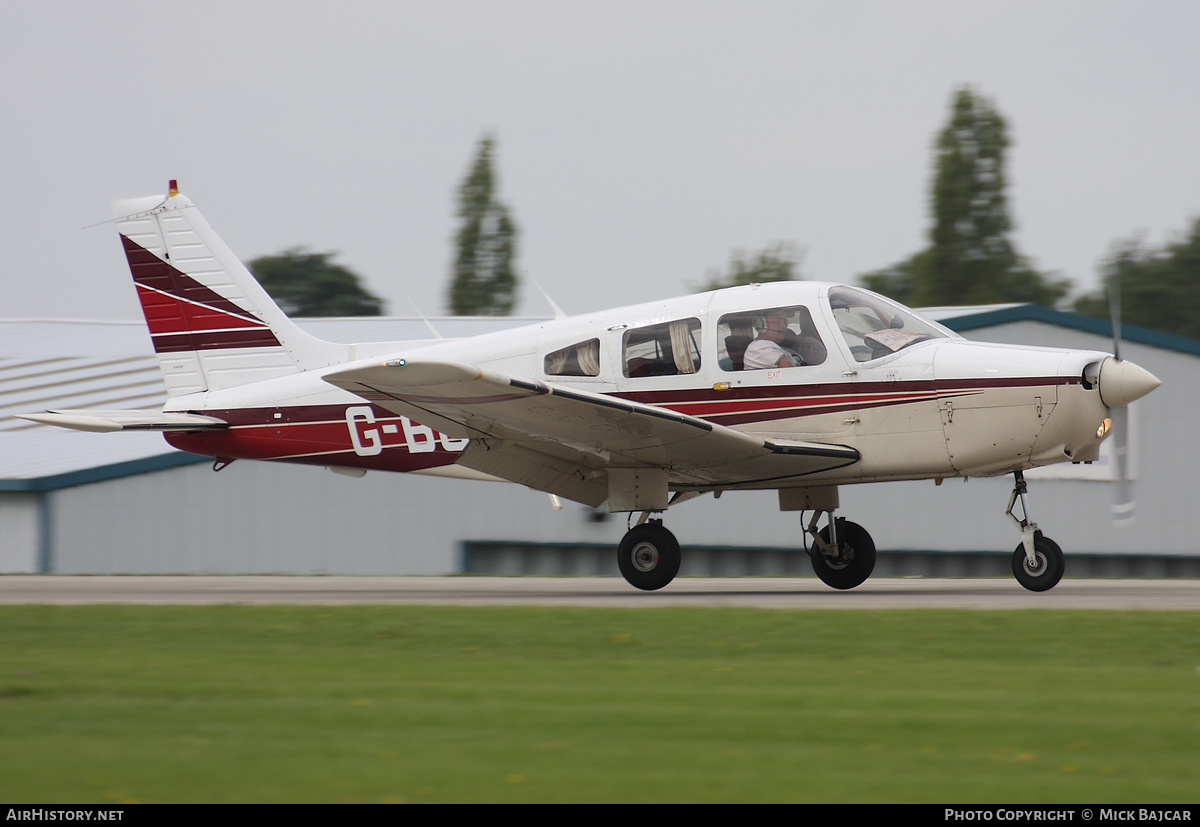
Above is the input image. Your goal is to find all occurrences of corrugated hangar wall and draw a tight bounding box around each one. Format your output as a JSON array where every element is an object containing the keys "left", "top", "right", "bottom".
[
  {"left": 16, "top": 310, "right": 1200, "bottom": 576},
  {"left": 0, "top": 492, "right": 40, "bottom": 572}
]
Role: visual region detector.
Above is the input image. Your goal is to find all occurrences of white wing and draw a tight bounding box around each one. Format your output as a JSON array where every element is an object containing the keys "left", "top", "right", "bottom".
[{"left": 325, "top": 359, "right": 859, "bottom": 507}]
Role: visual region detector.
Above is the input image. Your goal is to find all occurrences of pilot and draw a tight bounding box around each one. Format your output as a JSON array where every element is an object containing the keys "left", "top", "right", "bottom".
[{"left": 743, "top": 311, "right": 802, "bottom": 370}]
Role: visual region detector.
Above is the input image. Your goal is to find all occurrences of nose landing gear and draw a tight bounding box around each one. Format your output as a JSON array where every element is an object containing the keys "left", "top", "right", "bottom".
[{"left": 1006, "top": 471, "right": 1065, "bottom": 592}]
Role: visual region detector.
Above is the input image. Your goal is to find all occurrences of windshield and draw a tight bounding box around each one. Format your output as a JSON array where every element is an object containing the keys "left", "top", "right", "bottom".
[{"left": 827, "top": 286, "right": 948, "bottom": 362}]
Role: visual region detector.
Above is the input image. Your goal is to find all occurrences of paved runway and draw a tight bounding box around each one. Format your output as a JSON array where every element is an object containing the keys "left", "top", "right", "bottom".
[{"left": 1, "top": 575, "right": 1197, "bottom": 609}]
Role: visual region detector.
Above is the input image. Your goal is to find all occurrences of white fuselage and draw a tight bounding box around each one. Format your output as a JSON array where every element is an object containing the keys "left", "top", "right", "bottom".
[{"left": 163, "top": 281, "right": 1120, "bottom": 490}]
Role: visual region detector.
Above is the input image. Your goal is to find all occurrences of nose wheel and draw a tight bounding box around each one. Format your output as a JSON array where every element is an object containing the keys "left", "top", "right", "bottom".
[
  {"left": 1006, "top": 471, "right": 1065, "bottom": 592},
  {"left": 1011, "top": 532, "right": 1064, "bottom": 592}
]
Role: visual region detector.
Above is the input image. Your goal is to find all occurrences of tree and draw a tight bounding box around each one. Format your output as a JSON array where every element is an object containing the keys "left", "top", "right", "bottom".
[
  {"left": 1073, "top": 217, "right": 1200, "bottom": 340},
  {"left": 448, "top": 135, "right": 519, "bottom": 315},
  {"left": 693, "top": 241, "right": 803, "bottom": 292},
  {"left": 248, "top": 248, "right": 385, "bottom": 317},
  {"left": 862, "top": 87, "right": 1070, "bottom": 307}
]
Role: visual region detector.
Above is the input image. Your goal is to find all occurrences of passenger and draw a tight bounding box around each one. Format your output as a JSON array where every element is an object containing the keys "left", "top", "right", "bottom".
[{"left": 743, "top": 311, "right": 802, "bottom": 369}]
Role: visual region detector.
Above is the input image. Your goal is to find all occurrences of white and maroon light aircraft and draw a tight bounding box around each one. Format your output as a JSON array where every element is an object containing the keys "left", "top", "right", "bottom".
[{"left": 21, "top": 183, "right": 1161, "bottom": 592}]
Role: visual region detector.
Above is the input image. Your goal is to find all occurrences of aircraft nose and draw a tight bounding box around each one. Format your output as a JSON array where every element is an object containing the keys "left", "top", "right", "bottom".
[{"left": 1098, "top": 357, "right": 1161, "bottom": 408}]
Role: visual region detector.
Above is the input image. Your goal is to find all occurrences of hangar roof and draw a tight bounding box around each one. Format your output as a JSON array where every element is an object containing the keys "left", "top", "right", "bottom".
[
  {"left": 2, "top": 307, "right": 1194, "bottom": 490},
  {"left": 924, "top": 304, "right": 1200, "bottom": 356}
]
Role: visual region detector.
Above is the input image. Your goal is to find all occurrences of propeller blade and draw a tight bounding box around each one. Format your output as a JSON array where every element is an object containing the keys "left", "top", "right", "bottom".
[
  {"left": 1107, "top": 264, "right": 1122, "bottom": 362},
  {"left": 1106, "top": 260, "right": 1135, "bottom": 524},
  {"left": 1110, "top": 405, "right": 1135, "bottom": 525}
]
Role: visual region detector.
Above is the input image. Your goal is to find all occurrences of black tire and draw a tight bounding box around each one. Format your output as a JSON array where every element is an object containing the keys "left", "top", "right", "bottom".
[
  {"left": 1011, "top": 533, "right": 1064, "bottom": 592},
  {"left": 617, "top": 521, "right": 681, "bottom": 591},
  {"left": 811, "top": 518, "right": 876, "bottom": 590}
]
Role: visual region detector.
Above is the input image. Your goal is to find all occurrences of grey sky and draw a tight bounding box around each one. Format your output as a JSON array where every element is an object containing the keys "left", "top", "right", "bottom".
[{"left": 3, "top": 1, "right": 1198, "bottom": 323}]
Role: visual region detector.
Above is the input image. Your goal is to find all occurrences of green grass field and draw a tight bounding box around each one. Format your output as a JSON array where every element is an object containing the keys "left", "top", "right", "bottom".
[{"left": 1, "top": 604, "right": 1197, "bottom": 803}]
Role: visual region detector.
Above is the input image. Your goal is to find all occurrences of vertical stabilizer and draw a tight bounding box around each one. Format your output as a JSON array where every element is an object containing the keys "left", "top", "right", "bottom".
[{"left": 114, "top": 183, "right": 345, "bottom": 396}]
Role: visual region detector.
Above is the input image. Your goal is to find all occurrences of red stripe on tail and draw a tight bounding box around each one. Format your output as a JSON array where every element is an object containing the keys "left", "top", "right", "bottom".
[{"left": 121, "top": 235, "right": 281, "bottom": 353}]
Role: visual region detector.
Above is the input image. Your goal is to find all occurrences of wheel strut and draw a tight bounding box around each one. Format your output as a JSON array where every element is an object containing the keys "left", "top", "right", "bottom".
[
  {"left": 1005, "top": 471, "right": 1040, "bottom": 568},
  {"left": 1003, "top": 471, "right": 1066, "bottom": 592},
  {"left": 804, "top": 510, "right": 839, "bottom": 557}
]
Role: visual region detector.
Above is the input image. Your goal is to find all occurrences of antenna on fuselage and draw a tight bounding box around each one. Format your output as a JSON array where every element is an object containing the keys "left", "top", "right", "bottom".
[
  {"left": 408, "top": 298, "right": 443, "bottom": 339},
  {"left": 527, "top": 273, "right": 567, "bottom": 320}
]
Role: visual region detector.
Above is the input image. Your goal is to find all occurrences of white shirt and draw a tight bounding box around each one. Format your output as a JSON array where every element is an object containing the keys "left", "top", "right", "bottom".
[{"left": 743, "top": 338, "right": 799, "bottom": 370}]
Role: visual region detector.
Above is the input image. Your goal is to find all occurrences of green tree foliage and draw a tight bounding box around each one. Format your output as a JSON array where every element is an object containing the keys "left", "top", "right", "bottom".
[
  {"left": 248, "top": 248, "right": 385, "bottom": 317},
  {"left": 1073, "top": 217, "right": 1200, "bottom": 340},
  {"left": 863, "top": 87, "right": 1070, "bottom": 307},
  {"left": 694, "top": 241, "right": 803, "bottom": 292},
  {"left": 448, "top": 135, "right": 519, "bottom": 315}
]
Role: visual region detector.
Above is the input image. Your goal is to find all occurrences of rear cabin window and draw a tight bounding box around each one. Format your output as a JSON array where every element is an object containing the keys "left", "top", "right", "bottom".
[
  {"left": 544, "top": 338, "right": 600, "bottom": 377},
  {"left": 717, "top": 306, "right": 827, "bottom": 371},
  {"left": 622, "top": 318, "right": 702, "bottom": 377}
]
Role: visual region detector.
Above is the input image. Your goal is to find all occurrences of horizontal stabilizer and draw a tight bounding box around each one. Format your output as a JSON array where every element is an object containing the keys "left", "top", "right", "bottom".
[{"left": 17, "top": 410, "right": 228, "bottom": 433}]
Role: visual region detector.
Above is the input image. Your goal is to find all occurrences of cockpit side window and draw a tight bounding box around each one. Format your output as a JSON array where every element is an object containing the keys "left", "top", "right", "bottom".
[
  {"left": 717, "top": 305, "right": 827, "bottom": 371},
  {"left": 623, "top": 318, "right": 702, "bottom": 377},
  {"left": 827, "top": 286, "right": 947, "bottom": 363},
  {"left": 545, "top": 338, "right": 601, "bottom": 377}
]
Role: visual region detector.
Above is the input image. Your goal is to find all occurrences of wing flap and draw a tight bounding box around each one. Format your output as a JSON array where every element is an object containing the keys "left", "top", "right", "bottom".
[{"left": 457, "top": 439, "right": 609, "bottom": 508}]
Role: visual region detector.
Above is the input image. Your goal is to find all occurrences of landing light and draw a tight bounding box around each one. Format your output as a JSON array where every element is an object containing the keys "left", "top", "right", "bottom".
[{"left": 1096, "top": 418, "right": 1112, "bottom": 439}]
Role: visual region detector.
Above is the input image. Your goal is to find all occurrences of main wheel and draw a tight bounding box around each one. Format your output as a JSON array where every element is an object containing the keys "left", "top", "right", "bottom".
[
  {"left": 1011, "top": 533, "right": 1064, "bottom": 592},
  {"left": 617, "top": 521, "right": 681, "bottom": 591},
  {"left": 811, "top": 518, "right": 876, "bottom": 590}
]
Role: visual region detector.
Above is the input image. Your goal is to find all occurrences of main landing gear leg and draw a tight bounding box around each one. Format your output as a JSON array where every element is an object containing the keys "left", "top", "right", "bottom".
[
  {"left": 1005, "top": 471, "right": 1065, "bottom": 592},
  {"left": 617, "top": 514, "right": 681, "bottom": 591},
  {"left": 805, "top": 510, "right": 877, "bottom": 590}
]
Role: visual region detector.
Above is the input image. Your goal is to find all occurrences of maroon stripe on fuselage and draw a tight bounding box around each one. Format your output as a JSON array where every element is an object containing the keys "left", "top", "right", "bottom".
[
  {"left": 614, "top": 375, "right": 1078, "bottom": 426},
  {"left": 163, "top": 404, "right": 463, "bottom": 473},
  {"left": 615, "top": 374, "right": 1078, "bottom": 406}
]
